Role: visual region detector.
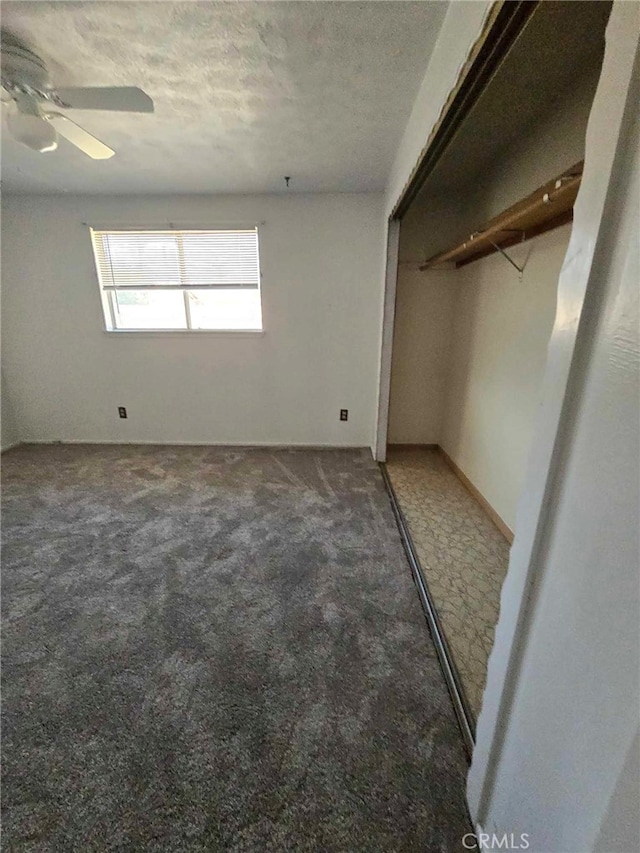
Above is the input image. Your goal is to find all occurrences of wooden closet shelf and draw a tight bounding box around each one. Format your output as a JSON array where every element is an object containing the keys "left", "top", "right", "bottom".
[{"left": 419, "top": 161, "right": 583, "bottom": 271}]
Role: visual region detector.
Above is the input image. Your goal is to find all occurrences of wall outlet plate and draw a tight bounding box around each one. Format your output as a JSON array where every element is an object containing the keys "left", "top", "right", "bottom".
[
  {"left": 340, "top": 409, "right": 348, "bottom": 421},
  {"left": 118, "top": 407, "right": 127, "bottom": 419}
]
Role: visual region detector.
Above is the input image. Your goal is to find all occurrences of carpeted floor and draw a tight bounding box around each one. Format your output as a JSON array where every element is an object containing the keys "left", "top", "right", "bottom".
[
  {"left": 1, "top": 444, "right": 471, "bottom": 852},
  {"left": 385, "top": 448, "right": 511, "bottom": 721}
]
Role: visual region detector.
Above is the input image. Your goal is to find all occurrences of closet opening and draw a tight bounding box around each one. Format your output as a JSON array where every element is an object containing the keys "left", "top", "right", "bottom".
[{"left": 382, "top": 0, "right": 611, "bottom": 751}]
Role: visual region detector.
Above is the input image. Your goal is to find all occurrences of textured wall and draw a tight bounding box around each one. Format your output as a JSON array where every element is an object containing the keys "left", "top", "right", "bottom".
[
  {"left": 467, "top": 7, "right": 640, "bottom": 849},
  {"left": 1, "top": 192, "right": 385, "bottom": 447},
  {"left": 441, "top": 225, "right": 570, "bottom": 531},
  {"left": 1, "top": 369, "right": 20, "bottom": 451},
  {"left": 438, "top": 72, "right": 598, "bottom": 529},
  {"left": 387, "top": 269, "right": 458, "bottom": 445},
  {"left": 477, "top": 37, "right": 639, "bottom": 847}
]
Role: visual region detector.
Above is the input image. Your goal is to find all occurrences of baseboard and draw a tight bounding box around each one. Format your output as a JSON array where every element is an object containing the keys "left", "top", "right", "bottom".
[
  {"left": 388, "top": 443, "right": 439, "bottom": 450},
  {"left": 438, "top": 447, "right": 514, "bottom": 544},
  {"left": 1, "top": 441, "right": 22, "bottom": 453},
  {"left": 17, "top": 440, "right": 369, "bottom": 451}
]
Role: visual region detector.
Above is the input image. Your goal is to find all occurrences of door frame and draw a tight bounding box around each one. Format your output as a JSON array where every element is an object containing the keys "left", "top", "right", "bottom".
[
  {"left": 468, "top": 6, "right": 639, "bottom": 825},
  {"left": 373, "top": 0, "right": 639, "bottom": 831},
  {"left": 374, "top": 0, "right": 536, "bottom": 462},
  {"left": 373, "top": 219, "right": 400, "bottom": 462}
]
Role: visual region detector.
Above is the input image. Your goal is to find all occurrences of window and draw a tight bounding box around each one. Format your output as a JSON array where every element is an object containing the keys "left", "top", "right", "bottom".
[{"left": 91, "top": 228, "right": 263, "bottom": 331}]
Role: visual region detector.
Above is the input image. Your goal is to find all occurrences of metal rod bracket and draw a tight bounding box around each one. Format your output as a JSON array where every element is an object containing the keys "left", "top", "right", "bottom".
[{"left": 489, "top": 240, "right": 525, "bottom": 278}]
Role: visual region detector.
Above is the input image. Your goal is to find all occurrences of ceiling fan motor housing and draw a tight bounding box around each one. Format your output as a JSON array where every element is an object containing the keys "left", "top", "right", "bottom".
[{"left": 1, "top": 42, "right": 51, "bottom": 97}]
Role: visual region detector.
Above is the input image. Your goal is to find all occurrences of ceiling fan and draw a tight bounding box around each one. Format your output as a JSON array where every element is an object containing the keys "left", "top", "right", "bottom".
[{"left": 1, "top": 32, "right": 154, "bottom": 160}]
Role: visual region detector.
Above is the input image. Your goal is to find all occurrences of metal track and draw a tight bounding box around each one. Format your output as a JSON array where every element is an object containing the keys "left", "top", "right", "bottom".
[
  {"left": 393, "top": 0, "right": 538, "bottom": 220},
  {"left": 380, "top": 463, "right": 476, "bottom": 757}
]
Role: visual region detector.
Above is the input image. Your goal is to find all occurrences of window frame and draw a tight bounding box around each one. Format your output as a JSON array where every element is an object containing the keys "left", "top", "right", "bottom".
[{"left": 90, "top": 225, "right": 264, "bottom": 335}]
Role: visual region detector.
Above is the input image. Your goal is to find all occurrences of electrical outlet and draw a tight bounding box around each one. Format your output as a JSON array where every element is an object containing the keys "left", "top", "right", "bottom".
[
  {"left": 340, "top": 409, "right": 348, "bottom": 422},
  {"left": 118, "top": 407, "right": 127, "bottom": 419}
]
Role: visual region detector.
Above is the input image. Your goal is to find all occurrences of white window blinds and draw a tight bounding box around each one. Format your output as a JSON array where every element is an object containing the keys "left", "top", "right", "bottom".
[{"left": 91, "top": 228, "right": 260, "bottom": 290}]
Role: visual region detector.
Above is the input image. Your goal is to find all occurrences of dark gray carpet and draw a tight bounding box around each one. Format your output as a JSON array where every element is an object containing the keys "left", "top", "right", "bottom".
[{"left": 2, "top": 444, "right": 471, "bottom": 851}]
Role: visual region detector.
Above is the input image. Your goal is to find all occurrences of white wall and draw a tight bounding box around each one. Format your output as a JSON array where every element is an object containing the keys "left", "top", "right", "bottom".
[
  {"left": 387, "top": 206, "right": 459, "bottom": 445},
  {"left": 1, "top": 278, "right": 20, "bottom": 451},
  {"left": 468, "top": 6, "right": 640, "bottom": 849},
  {"left": 439, "top": 73, "right": 598, "bottom": 529},
  {"left": 1, "top": 193, "right": 385, "bottom": 447},
  {"left": 441, "top": 225, "right": 570, "bottom": 532},
  {"left": 477, "top": 56, "right": 639, "bottom": 850},
  {"left": 1, "top": 369, "right": 20, "bottom": 451},
  {"left": 387, "top": 269, "right": 458, "bottom": 445},
  {"left": 478, "top": 69, "right": 601, "bottom": 224}
]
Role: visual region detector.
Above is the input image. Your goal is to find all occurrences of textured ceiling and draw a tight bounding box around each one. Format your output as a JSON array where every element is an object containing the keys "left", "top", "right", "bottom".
[{"left": 0, "top": 0, "right": 447, "bottom": 195}]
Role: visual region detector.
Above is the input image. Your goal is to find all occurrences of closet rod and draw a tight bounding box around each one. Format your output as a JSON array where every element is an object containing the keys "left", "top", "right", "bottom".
[{"left": 419, "top": 161, "right": 583, "bottom": 271}]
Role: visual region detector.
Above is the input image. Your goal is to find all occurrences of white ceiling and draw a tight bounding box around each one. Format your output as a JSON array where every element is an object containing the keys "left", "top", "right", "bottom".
[{"left": 0, "top": 1, "right": 447, "bottom": 195}]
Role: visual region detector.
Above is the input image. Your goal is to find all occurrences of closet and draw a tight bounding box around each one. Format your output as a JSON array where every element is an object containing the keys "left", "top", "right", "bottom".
[{"left": 383, "top": 0, "right": 611, "bottom": 750}]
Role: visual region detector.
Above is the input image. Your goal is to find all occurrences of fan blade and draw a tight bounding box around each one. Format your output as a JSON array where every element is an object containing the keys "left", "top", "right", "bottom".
[
  {"left": 54, "top": 86, "right": 154, "bottom": 113},
  {"left": 45, "top": 113, "right": 114, "bottom": 160}
]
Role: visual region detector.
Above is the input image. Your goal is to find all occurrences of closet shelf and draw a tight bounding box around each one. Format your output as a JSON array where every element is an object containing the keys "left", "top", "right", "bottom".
[{"left": 419, "top": 161, "right": 583, "bottom": 271}]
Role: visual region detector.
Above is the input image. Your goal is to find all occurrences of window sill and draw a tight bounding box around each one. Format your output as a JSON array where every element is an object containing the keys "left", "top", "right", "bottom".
[{"left": 103, "top": 329, "right": 265, "bottom": 337}]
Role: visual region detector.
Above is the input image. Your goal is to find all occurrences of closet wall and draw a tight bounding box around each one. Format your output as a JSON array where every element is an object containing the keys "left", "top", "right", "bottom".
[
  {"left": 388, "top": 67, "right": 601, "bottom": 531},
  {"left": 387, "top": 215, "right": 459, "bottom": 445},
  {"left": 441, "top": 225, "right": 570, "bottom": 531},
  {"left": 440, "top": 71, "right": 599, "bottom": 531}
]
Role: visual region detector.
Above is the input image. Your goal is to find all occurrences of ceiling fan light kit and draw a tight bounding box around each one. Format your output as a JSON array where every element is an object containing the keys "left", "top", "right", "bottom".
[
  {"left": 7, "top": 111, "right": 57, "bottom": 152},
  {"left": 1, "top": 33, "right": 154, "bottom": 160}
]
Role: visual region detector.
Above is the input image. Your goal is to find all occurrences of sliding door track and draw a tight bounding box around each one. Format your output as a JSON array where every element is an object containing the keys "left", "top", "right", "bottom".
[{"left": 380, "top": 463, "right": 476, "bottom": 758}]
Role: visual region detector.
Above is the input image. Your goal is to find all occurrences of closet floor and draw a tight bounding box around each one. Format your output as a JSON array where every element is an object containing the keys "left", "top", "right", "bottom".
[{"left": 385, "top": 447, "right": 511, "bottom": 721}]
